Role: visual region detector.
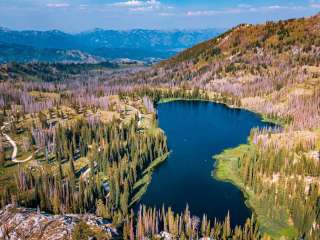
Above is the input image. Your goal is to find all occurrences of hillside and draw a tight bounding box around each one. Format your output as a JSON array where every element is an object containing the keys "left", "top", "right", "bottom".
[
  {"left": 163, "top": 14, "right": 320, "bottom": 66},
  {"left": 145, "top": 14, "right": 320, "bottom": 130}
]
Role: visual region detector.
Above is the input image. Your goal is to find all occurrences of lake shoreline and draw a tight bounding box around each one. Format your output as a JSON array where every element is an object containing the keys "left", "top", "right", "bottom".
[
  {"left": 138, "top": 99, "right": 272, "bottom": 227},
  {"left": 213, "top": 145, "right": 297, "bottom": 239},
  {"left": 157, "top": 97, "right": 293, "bottom": 239}
]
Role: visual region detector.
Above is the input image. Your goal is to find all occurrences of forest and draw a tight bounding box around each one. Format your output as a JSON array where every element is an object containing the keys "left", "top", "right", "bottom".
[{"left": 1, "top": 13, "right": 320, "bottom": 240}]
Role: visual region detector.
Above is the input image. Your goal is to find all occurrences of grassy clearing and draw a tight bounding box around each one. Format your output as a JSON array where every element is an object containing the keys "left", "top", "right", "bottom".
[
  {"left": 260, "top": 114, "right": 286, "bottom": 126},
  {"left": 158, "top": 98, "right": 211, "bottom": 104},
  {"left": 213, "top": 144, "right": 298, "bottom": 240},
  {"left": 213, "top": 145, "right": 248, "bottom": 185},
  {"left": 158, "top": 98, "right": 185, "bottom": 104}
]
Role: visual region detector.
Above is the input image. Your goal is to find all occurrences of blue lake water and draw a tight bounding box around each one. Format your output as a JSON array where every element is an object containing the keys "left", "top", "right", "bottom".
[{"left": 138, "top": 100, "right": 271, "bottom": 227}]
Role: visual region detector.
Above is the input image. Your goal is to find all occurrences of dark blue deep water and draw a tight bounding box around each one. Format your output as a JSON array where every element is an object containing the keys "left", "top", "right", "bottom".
[{"left": 138, "top": 101, "right": 271, "bottom": 227}]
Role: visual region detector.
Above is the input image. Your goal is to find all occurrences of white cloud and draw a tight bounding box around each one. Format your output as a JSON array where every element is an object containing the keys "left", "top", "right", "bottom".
[
  {"left": 186, "top": 5, "right": 308, "bottom": 17},
  {"left": 110, "top": 0, "right": 163, "bottom": 12},
  {"left": 158, "top": 12, "right": 175, "bottom": 16},
  {"left": 310, "top": 0, "right": 320, "bottom": 8},
  {"left": 111, "top": 0, "right": 143, "bottom": 7},
  {"left": 237, "top": 4, "right": 252, "bottom": 8},
  {"left": 187, "top": 8, "right": 241, "bottom": 16},
  {"left": 79, "top": 4, "right": 88, "bottom": 10},
  {"left": 130, "top": 7, "right": 149, "bottom": 11},
  {"left": 46, "top": 3, "right": 70, "bottom": 8},
  {"left": 112, "top": 0, "right": 160, "bottom": 8},
  {"left": 267, "top": 5, "right": 282, "bottom": 9}
]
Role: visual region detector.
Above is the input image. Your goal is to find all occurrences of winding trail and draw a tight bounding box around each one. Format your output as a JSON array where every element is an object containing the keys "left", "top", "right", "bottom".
[
  {"left": 3, "top": 133, "right": 18, "bottom": 161},
  {"left": 1, "top": 123, "right": 34, "bottom": 163}
]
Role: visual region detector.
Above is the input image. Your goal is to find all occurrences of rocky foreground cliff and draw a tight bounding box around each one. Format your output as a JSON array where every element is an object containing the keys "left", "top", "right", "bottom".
[{"left": 0, "top": 205, "right": 116, "bottom": 240}]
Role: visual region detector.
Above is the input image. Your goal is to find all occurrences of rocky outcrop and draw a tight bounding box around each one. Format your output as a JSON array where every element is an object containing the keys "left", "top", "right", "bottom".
[{"left": 0, "top": 205, "right": 116, "bottom": 240}]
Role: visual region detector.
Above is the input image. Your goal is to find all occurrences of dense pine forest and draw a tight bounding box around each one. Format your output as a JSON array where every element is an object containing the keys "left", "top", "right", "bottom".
[{"left": 1, "top": 14, "right": 320, "bottom": 240}]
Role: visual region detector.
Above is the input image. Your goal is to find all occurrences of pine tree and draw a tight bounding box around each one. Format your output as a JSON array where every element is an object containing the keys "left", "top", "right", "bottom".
[
  {"left": 69, "top": 155, "right": 76, "bottom": 178},
  {"left": 0, "top": 142, "right": 5, "bottom": 167},
  {"left": 96, "top": 199, "right": 107, "bottom": 218},
  {"left": 120, "top": 179, "right": 129, "bottom": 216}
]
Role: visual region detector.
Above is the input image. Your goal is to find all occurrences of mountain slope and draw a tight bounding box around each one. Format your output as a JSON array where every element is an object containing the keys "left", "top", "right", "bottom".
[
  {"left": 163, "top": 14, "right": 320, "bottom": 66},
  {"left": 149, "top": 14, "right": 320, "bottom": 129}
]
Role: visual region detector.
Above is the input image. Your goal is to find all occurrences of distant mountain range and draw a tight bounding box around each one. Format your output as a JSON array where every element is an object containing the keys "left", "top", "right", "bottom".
[
  {"left": 0, "top": 42, "right": 105, "bottom": 63},
  {"left": 0, "top": 28, "right": 223, "bottom": 63}
]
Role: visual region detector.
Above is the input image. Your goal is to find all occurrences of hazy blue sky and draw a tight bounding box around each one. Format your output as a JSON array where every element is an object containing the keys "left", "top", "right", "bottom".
[{"left": 0, "top": 0, "right": 319, "bottom": 32}]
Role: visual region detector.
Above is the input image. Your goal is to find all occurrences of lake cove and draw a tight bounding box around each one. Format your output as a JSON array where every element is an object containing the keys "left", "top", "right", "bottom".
[{"left": 138, "top": 100, "right": 272, "bottom": 227}]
